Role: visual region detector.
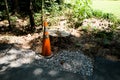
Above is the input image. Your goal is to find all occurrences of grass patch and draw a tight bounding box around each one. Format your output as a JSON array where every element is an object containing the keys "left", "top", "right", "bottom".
[{"left": 92, "top": 0, "right": 120, "bottom": 19}]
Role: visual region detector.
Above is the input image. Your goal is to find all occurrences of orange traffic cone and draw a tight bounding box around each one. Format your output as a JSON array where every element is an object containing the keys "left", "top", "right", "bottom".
[{"left": 42, "top": 21, "right": 52, "bottom": 56}]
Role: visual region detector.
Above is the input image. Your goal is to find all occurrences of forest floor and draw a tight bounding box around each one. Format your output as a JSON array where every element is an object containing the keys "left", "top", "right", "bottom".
[{"left": 0, "top": 17, "right": 120, "bottom": 61}]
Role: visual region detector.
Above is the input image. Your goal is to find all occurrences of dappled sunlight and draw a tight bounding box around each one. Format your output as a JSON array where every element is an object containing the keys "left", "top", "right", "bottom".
[
  {"left": 72, "top": 60, "right": 82, "bottom": 67},
  {"left": 48, "top": 70, "right": 59, "bottom": 77},
  {"left": 35, "top": 50, "right": 93, "bottom": 76},
  {"left": 0, "top": 0, "right": 120, "bottom": 80},
  {"left": 0, "top": 47, "right": 37, "bottom": 72},
  {"left": 70, "top": 29, "right": 81, "bottom": 37},
  {"left": 33, "top": 68, "right": 43, "bottom": 76},
  {"left": 9, "top": 60, "right": 22, "bottom": 68},
  {"left": 62, "top": 63, "right": 72, "bottom": 70},
  {"left": 0, "top": 20, "right": 9, "bottom": 27},
  {"left": 0, "top": 33, "right": 42, "bottom": 51},
  {"left": 82, "top": 18, "right": 113, "bottom": 31},
  {"left": 0, "top": 55, "right": 11, "bottom": 64},
  {"left": 15, "top": 18, "right": 29, "bottom": 27}
]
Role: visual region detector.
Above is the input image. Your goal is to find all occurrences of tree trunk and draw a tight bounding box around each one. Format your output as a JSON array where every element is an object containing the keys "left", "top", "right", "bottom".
[
  {"left": 29, "top": 0, "right": 35, "bottom": 31},
  {"left": 56, "top": 0, "right": 64, "bottom": 5},
  {"left": 12, "top": 0, "right": 19, "bottom": 15},
  {"left": 4, "top": 0, "right": 12, "bottom": 30},
  {"left": 56, "top": 0, "right": 64, "bottom": 10},
  {"left": 41, "top": 0, "right": 44, "bottom": 27}
]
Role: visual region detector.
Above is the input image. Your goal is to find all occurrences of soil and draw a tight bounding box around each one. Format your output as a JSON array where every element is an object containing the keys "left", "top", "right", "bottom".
[{"left": 0, "top": 18, "right": 120, "bottom": 61}]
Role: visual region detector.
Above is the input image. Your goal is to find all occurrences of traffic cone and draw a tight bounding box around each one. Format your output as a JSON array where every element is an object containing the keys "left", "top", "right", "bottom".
[{"left": 42, "top": 21, "right": 52, "bottom": 56}]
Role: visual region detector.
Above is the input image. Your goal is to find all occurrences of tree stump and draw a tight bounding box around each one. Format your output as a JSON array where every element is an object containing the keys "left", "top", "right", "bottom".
[{"left": 49, "top": 29, "right": 71, "bottom": 50}]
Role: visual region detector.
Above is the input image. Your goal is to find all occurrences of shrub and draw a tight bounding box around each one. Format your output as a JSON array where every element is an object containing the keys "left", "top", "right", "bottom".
[
  {"left": 34, "top": 13, "right": 42, "bottom": 26},
  {"left": 72, "top": 0, "right": 92, "bottom": 20}
]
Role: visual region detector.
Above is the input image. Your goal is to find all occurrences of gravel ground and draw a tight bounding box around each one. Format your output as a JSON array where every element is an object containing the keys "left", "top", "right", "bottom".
[
  {"left": 35, "top": 50, "right": 93, "bottom": 76},
  {"left": 1, "top": 44, "right": 120, "bottom": 80},
  {"left": 0, "top": 45, "right": 93, "bottom": 77}
]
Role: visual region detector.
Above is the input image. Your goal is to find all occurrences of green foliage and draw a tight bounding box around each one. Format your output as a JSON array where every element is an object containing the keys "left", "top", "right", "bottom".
[
  {"left": 0, "top": 11, "right": 5, "bottom": 17},
  {"left": 95, "top": 31, "right": 113, "bottom": 40},
  {"left": 34, "top": 13, "right": 42, "bottom": 26},
  {"left": 10, "top": 16, "right": 18, "bottom": 22},
  {"left": 92, "top": 9, "right": 118, "bottom": 23},
  {"left": 44, "top": 0, "right": 66, "bottom": 17},
  {"left": 0, "top": 11, "right": 2, "bottom": 17},
  {"left": 0, "top": 1, "right": 6, "bottom": 20},
  {"left": 92, "top": 10, "right": 103, "bottom": 18},
  {"left": 0, "top": 10, "right": 8, "bottom": 20},
  {"left": 0, "top": 0, "right": 4, "bottom": 8},
  {"left": 33, "top": 0, "right": 42, "bottom": 12},
  {"left": 72, "top": 0, "right": 92, "bottom": 20},
  {"left": 48, "top": 2, "right": 61, "bottom": 16},
  {"left": 94, "top": 30, "right": 114, "bottom": 45},
  {"left": 48, "top": 16, "right": 60, "bottom": 26}
]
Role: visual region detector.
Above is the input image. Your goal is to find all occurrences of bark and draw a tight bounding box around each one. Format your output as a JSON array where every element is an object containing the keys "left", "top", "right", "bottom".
[
  {"left": 29, "top": 0, "right": 35, "bottom": 31},
  {"left": 12, "top": 0, "right": 19, "bottom": 14},
  {"left": 41, "top": 0, "right": 44, "bottom": 27},
  {"left": 56, "top": 0, "right": 64, "bottom": 10},
  {"left": 56, "top": 0, "right": 64, "bottom": 5},
  {"left": 4, "top": 0, "right": 12, "bottom": 30}
]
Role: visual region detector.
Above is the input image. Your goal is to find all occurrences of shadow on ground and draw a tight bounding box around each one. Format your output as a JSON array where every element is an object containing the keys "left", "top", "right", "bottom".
[
  {"left": 0, "top": 43, "right": 13, "bottom": 57},
  {"left": 93, "top": 57, "right": 120, "bottom": 80},
  {"left": 0, "top": 43, "right": 88, "bottom": 80},
  {"left": 0, "top": 64, "right": 85, "bottom": 80},
  {"left": 0, "top": 43, "right": 120, "bottom": 80},
  {"left": 0, "top": 25, "right": 42, "bottom": 36}
]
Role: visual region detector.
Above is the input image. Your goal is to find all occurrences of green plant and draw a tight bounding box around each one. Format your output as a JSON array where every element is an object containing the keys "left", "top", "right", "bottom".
[
  {"left": 0, "top": 10, "right": 7, "bottom": 20},
  {"left": 33, "top": 0, "right": 42, "bottom": 12},
  {"left": 48, "top": 16, "right": 60, "bottom": 26},
  {"left": 34, "top": 13, "right": 42, "bottom": 26},
  {"left": 92, "top": 10, "right": 103, "bottom": 18},
  {"left": 10, "top": 16, "right": 18, "bottom": 22},
  {"left": 48, "top": 2, "right": 61, "bottom": 17},
  {"left": 72, "top": 0, "right": 92, "bottom": 20},
  {"left": 92, "top": 9, "right": 119, "bottom": 24},
  {"left": 92, "top": 0, "right": 120, "bottom": 19},
  {"left": 0, "top": 11, "right": 3, "bottom": 20},
  {"left": 95, "top": 31, "right": 114, "bottom": 40}
]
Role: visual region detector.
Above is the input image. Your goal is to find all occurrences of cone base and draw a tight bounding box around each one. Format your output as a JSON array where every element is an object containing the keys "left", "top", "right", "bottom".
[
  {"left": 44, "top": 53, "right": 53, "bottom": 59},
  {"left": 42, "top": 38, "right": 52, "bottom": 56},
  {"left": 36, "top": 52, "right": 53, "bottom": 59}
]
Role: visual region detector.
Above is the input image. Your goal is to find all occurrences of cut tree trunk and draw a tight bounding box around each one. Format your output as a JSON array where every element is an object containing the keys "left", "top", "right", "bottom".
[{"left": 49, "top": 29, "right": 71, "bottom": 49}]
